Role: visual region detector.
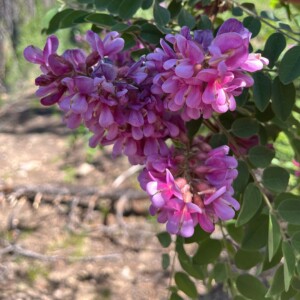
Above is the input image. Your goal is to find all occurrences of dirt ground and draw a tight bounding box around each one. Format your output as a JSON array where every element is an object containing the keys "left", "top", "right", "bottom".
[{"left": 0, "top": 90, "right": 175, "bottom": 300}]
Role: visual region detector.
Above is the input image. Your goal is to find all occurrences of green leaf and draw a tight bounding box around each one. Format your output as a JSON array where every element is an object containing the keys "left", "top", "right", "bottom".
[
  {"left": 236, "top": 274, "right": 267, "bottom": 300},
  {"left": 279, "top": 46, "right": 300, "bottom": 84},
  {"left": 234, "top": 249, "right": 263, "bottom": 270},
  {"left": 263, "top": 32, "right": 286, "bottom": 69},
  {"left": 236, "top": 183, "right": 262, "bottom": 226},
  {"left": 186, "top": 119, "right": 202, "bottom": 141},
  {"left": 268, "top": 214, "right": 282, "bottom": 261},
  {"left": 292, "top": 277, "right": 300, "bottom": 291},
  {"left": 193, "top": 239, "right": 222, "bottom": 265},
  {"left": 174, "top": 272, "right": 198, "bottom": 299},
  {"left": 278, "top": 199, "right": 300, "bottom": 225},
  {"left": 248, "top": 145, "right": 275, "bottom": 168},
  {"left": 162, "top": 253, "right": 170, "bottom": 270},
  {"left": 184, "top": 224, "right": 210, "bottom": 244},
  {"left": 59, "top": 10, "right": 90, "bottom": 29},
  {"left": 260, "top": 10, "right": 280, "bottom": 21},
  {"left": 291, "top": 232, "right": 300, "bottom": 253},
  {"left": 209, "top": 134, "right": 227, "bottom": 149},
  {"left": 197, "top": 14, "right": 211, "bottom": 29},
  {"left": 213, "top": 263, "right": 227, "bottom": 283},
  {"left": 233, "top": 160, "right": 249, "bottom": 193},
  {"left": 142, "top": 0, "right": 153, "bottom": 9},
  {"left": 156, "top": 231, "right": 172, "bottom": 248},
  {"left": 271, "top": 77, "right": 296, "bottom": 121},
  {"left": 107, "top": 0, "right": 123, "bottom": 13},
  {"left": 118, "top": 0, "right": 143, "bottom": 19},
  {"left": 46, "top": 9, "right": 74, "bottom": 34},
  {"left": 262, "top": 241, "right": 283, "bottom": 271},
  {"left": 262, "top": 166, "right": 290, "bottom": 193},
  {"left": 178, "top": 8, "right": 196, "bottom": 29},
  {"left": 231, "top": 118, "right": 259, "bottom": 138},
  {"left": 235, "top": 88, "right": 249, "bottom": 107},
  {"left": 252, "top": 72, "right": 272, "bottom": 112},
  {"left": 275, "top": 193, "right": 299, "bottom": 209},
  {"left": 122, "top": 33, "right": 137, "bottom": 50},
  {"left": 282, "top": 241, "right": 296, "bottom": 291},
  {"left": 168, "top": 0, "right": 182, "bottom": 19},
  {"left": 141, "top": 23, "right": 163, "bottom": 44},
  {"left": 154, "top": 2, "right": 170, "bottom": 26},
  {"left": 170, "top": 292, "right": 184, "bottom": 300},
  {"left": 85, "top": 13, "right": 117, "bottom": 27},
  {"left": 178, "top": 251, "right": 205, "bottom": 280},
  {"left": 242, "top": 214, "right": 268, "bottom": 250},
  {"left": 94, "top": 0, "right": 111, "bottom": 9},
  {"left": 266, "top": 265, "right": 285, "bottom": 297},
  {"left": 243, "top": 16, "right": 261, "bottom": 38},
  {"left": 226, "top": 221, "right": 244, "bottom": 243}
]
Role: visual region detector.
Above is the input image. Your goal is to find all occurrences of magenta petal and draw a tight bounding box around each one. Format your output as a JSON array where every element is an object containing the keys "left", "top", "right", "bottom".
[
  {"left": 43, "top": 35, "right": 59, "bottom": 59},
  {"left": 163, "top": 59, "right": 177, "bottom": 70},
  {"left": 105, "top": 38, "right": 124, "bottom": 56},
  {"left": 146, "top": 181, "right": 158, "bottom": 196},
  {"left": 179, "top": 218, "right": 195, "bottom": 237},
  {"left": 175, "top": 62, "right": 194, "bottom": 79},
  {"left": 99, "top": 105, "right": 114, "bottom": 127},
  {"left": 152, "top": 193, "right": 165, "bottom": 208},
  {"left": 48, "top": 54, "right": 72, "bottom": 76},
  {"left": 166, "top": 213, "right": 180, "bottom": 235},
  {"left": 204, "top": 186, "right": 227, "bottom": 205},
  {"left": 40, "top": 90, "right": 63, "bottom": 106},
  {"left": 128, "top": 110, "right": 144, "bottom": 127},
  {"left": 23, "top": 46, "right": 44, "bottom": 64},
  {"left": 198, "top": 213, "right": 215, "bottom": 233},
  {"left": 70, "top": 94, "right": 88, "bottom": 113},
  {"left": 162, "top": 77, "right": 178, "bottom": 93},
  {"left": 213, "top": 200, "right": 235, "bottom": 220},
  {"left": 74, "top": 76, "right": 94, "bottom": 94}
]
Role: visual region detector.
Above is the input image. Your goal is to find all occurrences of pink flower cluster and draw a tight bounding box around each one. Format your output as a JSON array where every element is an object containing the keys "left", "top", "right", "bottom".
[
  {"left": 147, "top": 18, "right": 268, "bottom": 120},
  {"left": 139, "top": 138, "right": 239, "bottom": 237},
  {"left": 24, "top": 18, "right": 268, "bottom": 237}
]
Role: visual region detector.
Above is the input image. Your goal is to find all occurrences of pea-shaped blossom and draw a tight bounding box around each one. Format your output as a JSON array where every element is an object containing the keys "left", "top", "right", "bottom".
[
  {"left": 139, "top": 137, "right": 239, "bottom": 237},
  {"left": 146, "top": 18, "right": 268, "bottom": 120},
  {"left": 24, "top": 30, "right": 185, "bottom": 165}
]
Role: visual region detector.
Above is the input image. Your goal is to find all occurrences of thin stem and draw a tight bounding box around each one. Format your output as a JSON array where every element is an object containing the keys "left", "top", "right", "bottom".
[
  {"left": 220, "top": 223, "right": 237, "bottom": 298},
  {"left": 225, "top": 0, "right": 300, "bottom": 43},
  {"left": 167, "top": 241, "right": 177, "bottom": 299}
]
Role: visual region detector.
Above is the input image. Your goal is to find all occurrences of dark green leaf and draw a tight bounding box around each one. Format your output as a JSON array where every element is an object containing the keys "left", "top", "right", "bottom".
[
  {"left": 197, "top": 14, "right": 211, "bottom": 30},
  {"left": 268, "top": 214, "right": 282, "bottom": 261},
  {"left": 260, "top": 10, "right": 280, "bottom": 21},
  {"left": 242, "top": 214, "right": 268, "bottom": 250},
  {"left": 266, "top": 265, "right": 285, "bottom": 297},
  {"left": 234, "top": 249, "right": 263, "bottom": 270},
  {"left": 241, "top": 3, "right": 256, "bottom": 13},
  {"left": 231, "top": 118, "right": 259, "bottom": 138},
  {"left": 184, "top": 224, "right": 210, "bottom": 244},
  {"left": 154, "top": 2, "right": 170, "bottom": 26},
  {"left": 263, "top": 33, "right": 286, "bottom": 68},
  {"left": 156, "top": 231, "right": 172, "bottom": 248},
  {"left": 255, "top": 104, "right": 274, "bottom": 123},
  {"left": 141, "top": 23, "right": 163, "bottom": 44},
  {"left": 59, "top": 10, "right": 90, "bottom": 28},
  {"left": 279, "top": 46, "right": 300, "bottom": 84},
  {"left": 85, "top": 13, "right": 117, "bottom": 27},
  {"left": 291, "top": 232, "right": 300, "bottom": 253},
  {"left": 252, "top": 72, "right": 272, "bottom": 112},
  {"left": 262, "top": 166, "right": 290, "bottom": 193},
  {"left": 94, "top": 0, "right": 111, "bottom": 9},
  {"left": 248, "top": 145, "right": 275, "bottom": 168},
  {"left": 236, "top": 274, "right": 267, "bottom": 300},
  {"left": 118, "top": 0, "right": 143, "bottom": 19},
  {"left": 168, "top": 0, "right": 182, "bottom": 19},
  {"left": 235, "top": 88, "right": 249, "bottom": 107},
  {"left": 226, "top": 221, "right": 244, "bottom": 243},
  {"left": 292, "top": 277, "right": 300, "bottom": 291},
  {"left": 174, "top": 272, "right": 198, "bottom": 299},
  {"left": 232, "top": 6, "right": 243, "bottom": 16},
  {"left": 78, "top": 0, "right": 93, "bottom": 3},
  {"left": 281, "top": 287, "right": 297, "bottom": 300},
  {"left": 193, "top": 239, "right": 222, "bottom": 265},
  {"left": 209, "top": 134, "right": 228, "bottom": 149},
  {"left": 142, "top": 0, "right": 153, "bottom": 9},
  {"left": 275, "top": 193, "right": 299, "bottom": 209},
  {"left": 122, "top": 33, "right": 137, "bottom": 50},
  {"left": 262, "top": 242, "right": 283, "bottom": 271},
  {"left": 243, "top": 16, "right": 261, "bottom": 38},
  {"left": 130, "top": 48, "right": 149, "bottom": 60},
  {"left": 282, "top": 241, "right": 296, "bottom": 291},
  {"left": 170, "top": 292, "right": 184, "bottom": 300},
  {"left": 279, "top": 22, "right": 293, "bottom": 32},
  {"left": 288, "top": 224, "right": 300, "bottom": 236},
  {"left": 213, "top": 263, "right": 227, "bottom": 283},
  {"left": 46, "top": 9, "right": 74, "bottom": 34},
  {"left": 233, "top": 160, "right": 249, "bottom": 193},
  {"left": 162, "top": 253, "right": 170, "bottom": 269},
  {"left": 186, "top": 119, "right": 202, "bottom": 141},
  {"left": 271, "top": 77, "right": 296, "bottom": 121},
  {"left": 178, "top": 8, "right": 196, "bottom": 29},
  {"left": 278, "top": 199, "right": 300, "bottom": 225},
  {"left": 236, "top": 183, "right": 262, "bottom": 226},
  {"left": 107, "top": 0, "right": 123, "bottom": 13},
  {"left": 178, "top": 251, "right": 205, "bottom": 280}
]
